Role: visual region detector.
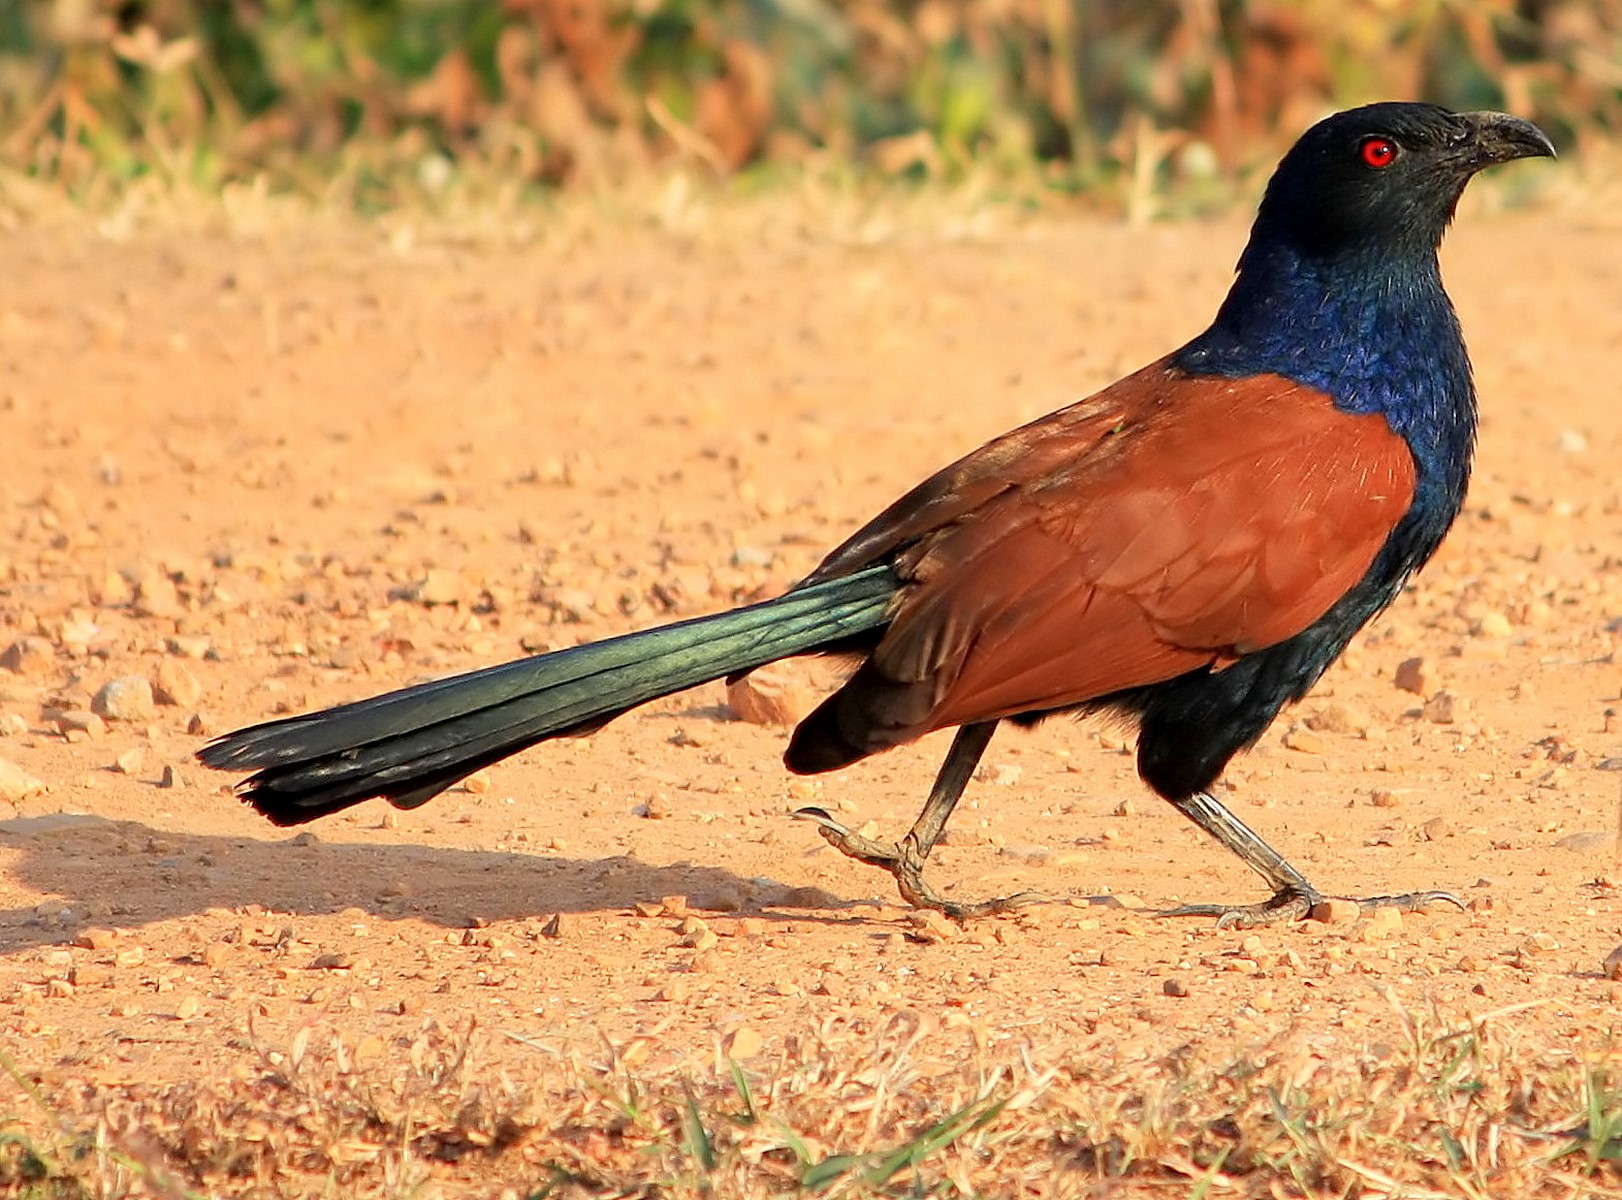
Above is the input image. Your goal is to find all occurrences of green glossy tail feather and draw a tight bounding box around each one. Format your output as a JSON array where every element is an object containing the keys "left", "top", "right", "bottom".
[{"left": 197, "top": 566, "right": 897, "bottom": 824}]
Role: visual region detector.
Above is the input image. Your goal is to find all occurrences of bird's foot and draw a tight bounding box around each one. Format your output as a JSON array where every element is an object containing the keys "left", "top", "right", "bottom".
[
  {"left": 1158, "top": 885, "right": 1320, "bottom": 928},
  {"left": 792, "top": 807, "right": 1046, "bottom": 921},
  {"left": 1353, "top": 889, "right": 1466, "bottom": 915},
  {"left": 1159, "top": 886, "right": 1464, "bottom": 929}
]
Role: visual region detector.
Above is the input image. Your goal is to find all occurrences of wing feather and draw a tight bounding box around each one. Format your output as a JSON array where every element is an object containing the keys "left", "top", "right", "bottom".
[{"left": 794, "top": 358, "right": 1417, "bottom": 759}]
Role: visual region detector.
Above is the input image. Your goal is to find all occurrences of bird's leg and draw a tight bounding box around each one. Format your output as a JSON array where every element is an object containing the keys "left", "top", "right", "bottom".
[
  {"left": 1159, "top": 789, "right": 1463, "bottom": 928},
  {"left": 793, "top": 721, "right": 1045, "bottom": 920}
]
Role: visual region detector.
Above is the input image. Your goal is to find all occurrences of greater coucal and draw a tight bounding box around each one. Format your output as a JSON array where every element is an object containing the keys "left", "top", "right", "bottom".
[{"left": 200, "top": 103, "right": 1554, "bottom": 926}]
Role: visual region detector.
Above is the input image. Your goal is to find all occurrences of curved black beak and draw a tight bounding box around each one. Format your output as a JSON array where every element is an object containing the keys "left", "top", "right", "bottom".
[{"left": 1457, "top": 111, "right": 1557, "bottom": 168}]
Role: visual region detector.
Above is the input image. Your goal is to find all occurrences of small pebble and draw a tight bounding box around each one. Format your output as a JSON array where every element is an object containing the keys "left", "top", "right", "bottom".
[
  {"left": 1422, "top": 691, "right": 1459, "bottom": 725},
  {"left": 1520, "top": 931, "right": 1559, "bottom": 955},
  {"left": 1310, "top": 898, "right": 1360, "bottom": 924},
  {"left": 1355, "top": 914, "right": 1407, "bottom": 940},
  {"left": 656, "top": 977, "right": 693, "bottom": 1003},
  {"left": 725, "top": 666, "right": 811, "bottom": 726},
  {"left": 1394, "top": 656, "right": 1432, "bottom": 696},
  {"left": 0, "top": 637, "right": 53, "bottom": 677},
  {"left": 92, "top": 677, "right": 155, "bottom": 722},
  {"left": 681, "top": 927, "right": 720, "bottom": 952},
  {"left": 978, "top": 763, "right": 1023, "bottom": 787},
  {"left": 905, "top": 910, "right": 959, "bottom": 944},
  {"left": 1556, "top": 428, "right": 1588, "bottom": 454},
  {"left": 1104, "top": 892, "right": 1148, "bottom": 910},
  {"left": 1162, "top": 977, "right": 1190, "bottom": 997},
  {"left": 412, "top": 569, "right": 464, "bottom": 606},
  {"left": 152, "top": 660, "right": 202, "bottom": 708},
  {"left": 0, "top": 756, "right": 45, "bottom": 801},
  {"left": 53, "top": 709, "right": 106, "bottom": 740},
  {"left": 1366, "top": 906, "right": 1403, "bottom": 936},
  {"left": 533, "top": 586, "right": 597, "bottom": 622},
  {"left": 133, "top": 574, "right": 182, "bottom": 618},
  {"left": 113, "top": 748, "right": 144, "bottom": 775},
  {"left": 730, "top": 546, "right": 773, "bottom": 569},
  {"left": 723, "top": 1026, "right": 765, "bottom": 1057},
  {"left": 1305, "top": 703, "right": 1367, "bottom": 735},
  {"left": 1282, "top": 728, "right": 1327, "bottom": 754},
  {"left": 999, "top": 843, "right": 1052, "bottom": 864},
  {"left": 166, "top": 636, "right": 211, "bottom": 660}
]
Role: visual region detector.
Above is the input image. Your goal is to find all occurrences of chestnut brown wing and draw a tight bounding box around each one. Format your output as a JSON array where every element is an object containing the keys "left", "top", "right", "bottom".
[{"left": 789, "top": 361, "right": 1417, "bottom": 766}]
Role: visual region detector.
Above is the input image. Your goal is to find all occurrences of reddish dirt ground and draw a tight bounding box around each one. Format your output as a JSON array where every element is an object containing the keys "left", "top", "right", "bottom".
[{"left": 1, "top": 196, "right": 1620, "bottom": 1106}]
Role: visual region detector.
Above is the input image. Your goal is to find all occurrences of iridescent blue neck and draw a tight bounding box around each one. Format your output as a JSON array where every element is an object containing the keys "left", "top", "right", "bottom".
[{"left": 1173, "top": 238, "right": 1476, "bottom": 522}]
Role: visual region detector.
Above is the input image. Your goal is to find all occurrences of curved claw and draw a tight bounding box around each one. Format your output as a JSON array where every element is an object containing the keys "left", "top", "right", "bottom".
[
  {"left": 1350, "top": 889, "right": 1466, "bottom": 913},
  {"left": 791, "top": 806, "right": 900, "bottom": 867}
]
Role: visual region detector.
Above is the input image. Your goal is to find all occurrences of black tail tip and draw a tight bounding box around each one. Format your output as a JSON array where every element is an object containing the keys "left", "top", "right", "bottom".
[
  {"left": 236, "top": 784, "right": 345, "bottom": 828},
  {"left": 783, "top": 703, "right": 868, "bottom": 775}
]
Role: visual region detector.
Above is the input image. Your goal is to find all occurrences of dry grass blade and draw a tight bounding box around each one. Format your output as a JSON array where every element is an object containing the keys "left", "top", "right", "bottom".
[{"left": 0, "top": 1003, "right": 1617, "bottom": 1197}]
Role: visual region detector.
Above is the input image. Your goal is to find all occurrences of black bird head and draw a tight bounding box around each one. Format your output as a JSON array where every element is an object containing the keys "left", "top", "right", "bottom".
[
  {"left": 1247, "top": 102, "right": 1554, "bottom": 263},
  {"left": 1185, "top": 102, "right": 1554, "bottom": 508}
]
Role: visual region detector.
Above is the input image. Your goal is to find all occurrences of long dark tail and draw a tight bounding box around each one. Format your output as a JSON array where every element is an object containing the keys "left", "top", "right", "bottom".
[{"left": 198, "top": 566, "right": 897, "bottom": 825}]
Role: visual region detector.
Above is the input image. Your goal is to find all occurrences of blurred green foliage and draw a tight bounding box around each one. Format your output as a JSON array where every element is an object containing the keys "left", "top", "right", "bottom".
[{"left": 0, "top": 0, "right": 1615, "bottom": 202}]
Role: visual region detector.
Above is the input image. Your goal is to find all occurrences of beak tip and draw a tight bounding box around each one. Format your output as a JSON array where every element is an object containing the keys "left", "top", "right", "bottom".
[{"left": 1466, "top": 111, "right": 1557, "bottom": 164}]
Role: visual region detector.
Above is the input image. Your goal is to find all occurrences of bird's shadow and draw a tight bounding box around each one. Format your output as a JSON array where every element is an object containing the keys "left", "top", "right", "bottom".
[{"left": 0, "top": 812, "right": 857, "bottom": 956}]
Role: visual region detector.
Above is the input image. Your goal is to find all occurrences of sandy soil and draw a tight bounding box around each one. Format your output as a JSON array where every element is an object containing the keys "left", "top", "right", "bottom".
[{"left": 1, "top": 196, "right": 1620, "bottom": 1113}]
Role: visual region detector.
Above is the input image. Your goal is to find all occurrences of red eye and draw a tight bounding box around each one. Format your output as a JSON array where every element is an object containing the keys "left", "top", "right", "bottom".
[{"left": 1359, "top": 137, "right": 1398, "bottom": 169}]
